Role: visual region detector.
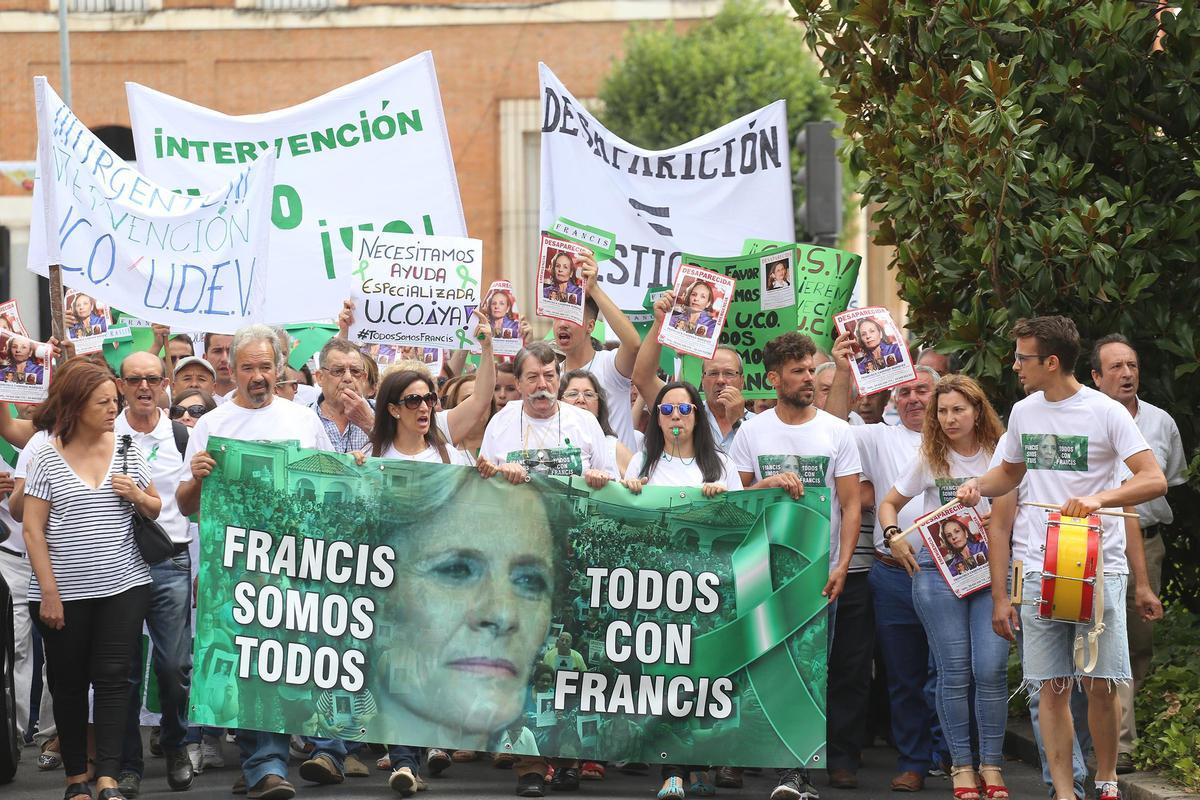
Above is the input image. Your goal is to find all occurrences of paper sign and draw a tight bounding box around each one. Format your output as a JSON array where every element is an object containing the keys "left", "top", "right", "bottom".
[
  {"left": 482, "top": 280, "right": 522, "bottom": 357},
  {"left": 549, "top": 218, "right": 617, "bottom": 262},
  {"left": 62, "top": 289, "right": 130, "bottom": 354},
  {"left": 0, "top": 329, "right": 52, "bottom": 403},
  {"left": 364, "top": 344, "right": 443, "bottom": 376},
  {"left": 535, "top": 234, "right": 590, "bottom": 326},
  {"left": 348, "top": 231, "right": 482, "bottom": 350},
  {"left": 759, "top": 250, "right": 795, "bottom": 311},
  {"left": 657, "top": 264, "right": 734, "bottom": 359},
  {"left": 0, "top": 300, "right": 31, "bottom": 338},
  {"left": 915, "top": 502, "right": 991, "bottom": 598},
  {"left": 834, "top": 306, "right": 916, "bottom": 396}
]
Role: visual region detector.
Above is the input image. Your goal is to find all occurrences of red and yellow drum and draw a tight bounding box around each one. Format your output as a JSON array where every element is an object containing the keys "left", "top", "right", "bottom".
[{"left": 1038, "top": 512, "right": 1101, "bottom": 624}]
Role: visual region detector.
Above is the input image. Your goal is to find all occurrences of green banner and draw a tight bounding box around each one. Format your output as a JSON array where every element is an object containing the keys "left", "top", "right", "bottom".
[
  {"left": 193, "top": 437, "right": 832, "bottom": 766},
  {"left": 678, "top": 242, "right": 861, "bottom": 399}
]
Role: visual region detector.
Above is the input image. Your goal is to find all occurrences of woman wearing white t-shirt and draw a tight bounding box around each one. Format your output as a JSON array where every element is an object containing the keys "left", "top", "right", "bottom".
[
  {"left": 877, "top": 375, "right": 1013, "bottom": 800},
  {"left": 368, "top": 371, "right": 473, "bottom": 466},
  {"left": 559, "top": 369, "right": 633, "bottom": 478}
]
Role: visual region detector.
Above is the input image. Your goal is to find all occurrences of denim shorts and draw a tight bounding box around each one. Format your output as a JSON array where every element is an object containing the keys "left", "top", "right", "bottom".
[{"left": 1019, "top": 571, "right": 1131, "bottom": 687}]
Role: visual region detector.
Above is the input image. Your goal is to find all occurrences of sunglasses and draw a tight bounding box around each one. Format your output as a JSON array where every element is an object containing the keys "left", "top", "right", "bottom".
[
  {"left": 658, "top": 402, "right": 694, "bottom": 416},
  {"left": 168, "top": 404, "right": 209, "bottom": 420},
  {"left": 124, "top": 375, "right": 165, "bottom": 386},
  {"left": 398, "top": 392, "right": 438, "bottom": 410}
]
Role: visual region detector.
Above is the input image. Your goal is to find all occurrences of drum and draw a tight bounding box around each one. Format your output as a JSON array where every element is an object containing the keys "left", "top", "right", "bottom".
[{"left": 1038, "top": 512, "right": 1101, "bottom": 624}]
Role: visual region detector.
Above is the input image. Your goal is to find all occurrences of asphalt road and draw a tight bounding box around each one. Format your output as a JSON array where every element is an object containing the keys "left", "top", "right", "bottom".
[{"left": 6, "top": 735, "right": 1054, "bottom": 800}]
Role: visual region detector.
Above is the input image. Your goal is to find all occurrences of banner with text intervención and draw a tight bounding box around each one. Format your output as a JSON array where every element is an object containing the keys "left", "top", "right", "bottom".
[
  {"left": 539, "top": 64, "right": 794, "bottom": 311},
  {"left": 126, "top": 52, "right": 465, "bottom": 323},
  {"left": 27, "top": 77, "right": 275, "bottom": 333},
  {"left": 193, "top": 438, "right": 831, "bottom": 766}
]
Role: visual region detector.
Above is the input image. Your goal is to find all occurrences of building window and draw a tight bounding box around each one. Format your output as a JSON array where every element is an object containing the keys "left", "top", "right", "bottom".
[
  {"left": 53, "top": 0, "right": 161, "bottom": 12},
  {"left": 235, "top": 0, "right": 347, "bottom": 10}
]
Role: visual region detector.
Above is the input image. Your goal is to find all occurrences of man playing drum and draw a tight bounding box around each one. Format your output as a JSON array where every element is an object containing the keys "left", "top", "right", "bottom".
[{"left": 956, "top": 316, "right": 1166, "bottom": 800}]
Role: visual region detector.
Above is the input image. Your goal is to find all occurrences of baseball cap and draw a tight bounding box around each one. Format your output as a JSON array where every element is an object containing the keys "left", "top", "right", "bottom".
[{"left": 174, "top": 356, "right": 217, "bottom": 379}]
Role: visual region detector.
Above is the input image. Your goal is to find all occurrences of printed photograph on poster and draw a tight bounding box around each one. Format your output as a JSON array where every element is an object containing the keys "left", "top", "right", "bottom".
[
  {"left": 365, "top": 345, "right": 443, "bottom": 376},
  {"left": 0, "top": 329, "right": 52, "bottom": 403},
  {"left": 482, "top": 280, "right": 523, "bottom": 357},
  {"left": 833, "top": 306, "right": 916, "bottom": 396},
  {"left": 536, "top": 234, "right": 590, "bottom": 325},
  {"left": 62, "top": 289, "right": 131, "bottom": 354},
  {"left": 760, "top": 251, "right": 794, "bottom": 311},
  {"left": 657, "top": 264, "right": 735, "bottom": 359},
  {"left": 0, "top": 299, "right": 31, "bottom": 338},
  {"left": 915, "top": 501, "right": 991, "bottom": 598}
]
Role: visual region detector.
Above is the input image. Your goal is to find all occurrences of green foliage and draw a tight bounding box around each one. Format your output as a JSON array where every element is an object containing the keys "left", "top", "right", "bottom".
[
  {"left": 1133, "top": 607, "right": 1200, "bottom": 791},
  {"left": 793, "top": 0, "right": 1200, "bottom": 608},
  {"left": 598, "top": 0, "right": 837, "bottom": 237}
]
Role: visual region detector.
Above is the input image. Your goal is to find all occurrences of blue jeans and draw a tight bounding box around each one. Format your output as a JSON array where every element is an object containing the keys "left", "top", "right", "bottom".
[
  {"left": 303, "top": 737, "right": 348, "bottom": 772},
  {"left": 388, "top": 745, "right": 422, "bottom": 771},
  {"left": 238, "top": 730, "right": 291, "bottom": 786},
  {"left": 870, "top": 561, "right": 934, "bottom": 773},
  {"left": 912, "top": 566, "right": 1010, "bottom": 767},
  {"left": 121, "top": 552, "right": 193, "bottom": 775},
  {"left": 1017, "top": 628, "right": 1089, "bottom": 799}
]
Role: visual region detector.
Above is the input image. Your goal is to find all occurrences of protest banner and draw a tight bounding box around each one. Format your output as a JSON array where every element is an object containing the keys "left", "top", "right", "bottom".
[
  {"left": 127, "top": 53, "right": 465, "bottom": 324},
  {"left": 833, "top": 306, "right": 916, "bottom": 396},
  {"left": 0, "top": 329, "right": 52, "bottom": 403},
  {"left": 284, "top": 323, "right": 339, "bottom": 371},
  {"left": 539, "top": 64, "right": 793, "bottom": 311},
  {"left": 193, "top": 437, "right": 832, "bottom": 766},
  {"left": 658, "top": 264, "right": 734, "bottom": 360},
  {"left": 915, "top": 502, "right": 991, "bottom": 598},
  {"left": 536, "top": 234, "right": 590, "bottom": 325},
  {"left": 482, "top": 280, "right": 522, "bottom": 357},
  {"left": 28, "top": 78, "right": 276, "bottom": 334},
  {"left": 346, "top": 232, "right": 482, "bottom": 350}
]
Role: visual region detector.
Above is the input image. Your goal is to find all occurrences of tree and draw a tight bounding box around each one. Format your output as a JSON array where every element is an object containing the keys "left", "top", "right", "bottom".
[
  {"left": 599, "top": 0, "right": 838, "bottom": 237},
  {"left": 791, "top": 0, "right": 1200, "bottom": 606}
]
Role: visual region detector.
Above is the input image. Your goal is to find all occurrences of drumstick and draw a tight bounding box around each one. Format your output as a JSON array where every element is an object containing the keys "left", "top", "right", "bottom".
[
  {"left": 1021, "top": 501, "right": 1139, "bottom": 520},
  {"left": 892, "top": 498, "right": 961, "bottom": 542}
]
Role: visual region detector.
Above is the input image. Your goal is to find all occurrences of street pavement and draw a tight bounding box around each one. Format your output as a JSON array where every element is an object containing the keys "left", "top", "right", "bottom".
[{"left": 7, "top": 734, "right": 1054, "bottom": 800}]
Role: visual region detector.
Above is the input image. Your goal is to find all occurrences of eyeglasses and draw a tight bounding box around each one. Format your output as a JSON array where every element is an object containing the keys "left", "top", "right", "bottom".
[
  {"left": 562, "top": 390, "right": 598, "bottom": 401},
  {"left": 326, "top": 366, "right": 366, "bottom": 379},
  {"left": 702, "top": 370, "right": 742, "bottom": 380},
  {"left": 123, "top": 375, "right": 165, "bottom": 386},
  {"left": 658, "top": 402, "right": 694, "bottom": 416},
  {"left": 168, "top": 404, "right": 209, "bottom": 420},
  {"left": 1013, "top": 352, "right": 1047, "bottom": 363},
  {"left": 399, "top": 392, "right": 438, "bottom": 410}
]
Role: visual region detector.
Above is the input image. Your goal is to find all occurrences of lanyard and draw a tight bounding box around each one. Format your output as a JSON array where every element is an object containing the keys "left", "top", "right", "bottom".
[{"left": 521, "top": 407, "right": 563, "bottom": 451}]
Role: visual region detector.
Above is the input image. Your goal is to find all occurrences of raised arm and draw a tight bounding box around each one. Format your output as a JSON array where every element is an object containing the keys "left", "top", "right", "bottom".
[
  {"left": 578, "top": 253, "right": 641, "bottom": 378},
  {"left": 824, "top": 331, "right": 856, "bottom": 422},
  {"left": 445, "top": 310, "right": 495, "bottom": 445},
  {"left": 631, "top": 291, "right": 672, "bottom": 407}
]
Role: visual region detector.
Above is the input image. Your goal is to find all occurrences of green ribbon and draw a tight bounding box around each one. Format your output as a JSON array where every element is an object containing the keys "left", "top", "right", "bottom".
[
  {"left": 643, "top": 500, "right": 830, "bottom": 764},
  {"left": 455, "top": 263, "right": 478, "bottom": 290}
]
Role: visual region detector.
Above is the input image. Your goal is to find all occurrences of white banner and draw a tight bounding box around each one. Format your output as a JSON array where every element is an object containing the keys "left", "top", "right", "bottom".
[
  {"left": 539, "top": 64, "right": 794, "bottom": 311},
  {"left": 28, "top": 77, "right": 275, "bottom": 334},
  {"left": 127, "top": 52, "right": 465, "bottom": 324}
]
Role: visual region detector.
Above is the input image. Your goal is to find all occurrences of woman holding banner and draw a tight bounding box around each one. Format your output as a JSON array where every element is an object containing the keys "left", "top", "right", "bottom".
[{"left": 876, "top": 375, "right": 1012, "bottom": 800}]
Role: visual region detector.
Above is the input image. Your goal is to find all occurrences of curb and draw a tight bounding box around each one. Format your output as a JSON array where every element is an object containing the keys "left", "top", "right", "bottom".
[{"left": 1005, "top": 719, "right": 1200, "bottom": 800}]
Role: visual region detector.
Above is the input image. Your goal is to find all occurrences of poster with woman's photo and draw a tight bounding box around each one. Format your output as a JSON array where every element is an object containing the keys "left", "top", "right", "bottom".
[
  {"left": 365, "top": 344, "right": 443, "bottom": 377},
  {"left": 62, "top": 288, "right": 130, "bottom": 354},
  {"left": 0, "top": 299, "right": 31, "bottom": 338},
  {"left": 0, "top": 328, "right": 53, "bottom": 402},
  {"left": 657, "top": 264, "right": 735, "bottom": 359},
  {"left": 833, "top": 306, "right": 916, "bottom": 396},
  {"left": 759, "top": 251, "right": 794, "bottom": 311},
  {"left": 482, "top": 280, "right": 522, "bottom": 357},
  {"left": 916, "top": 501, "right": 991, "bottom": 598},
  {"left": 536, "top": 234, "right": 590, "bottom": 326}
]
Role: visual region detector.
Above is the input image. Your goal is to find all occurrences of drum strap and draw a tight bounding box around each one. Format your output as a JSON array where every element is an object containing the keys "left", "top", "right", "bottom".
[{"left": 1073, "top": 539, "right": 1105, "bottom": 673}]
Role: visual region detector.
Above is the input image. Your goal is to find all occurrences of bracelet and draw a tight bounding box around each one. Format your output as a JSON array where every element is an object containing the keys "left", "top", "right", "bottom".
[{"left": 883, "top": 524, "right": 902, "bottom": 544}]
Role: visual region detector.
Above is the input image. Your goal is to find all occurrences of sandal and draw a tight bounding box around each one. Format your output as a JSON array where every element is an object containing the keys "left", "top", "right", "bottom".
[
  {"left": 63, "top": 782, "right": 92, "bottom": 800},
  {"left": 39, "top": 739, "right": 64, "bottom": 771},
  {"left": 949, "top": 766, "right": 981, "bottom": 800},
  {"left": 979, "top": 765, "right": 1009, "bottom": 799}
]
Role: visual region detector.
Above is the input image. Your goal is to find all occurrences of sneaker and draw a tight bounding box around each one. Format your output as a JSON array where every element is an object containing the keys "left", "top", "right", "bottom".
[
  {"left": 202, "top": 735, "right": 226, "bottom": 769},
  {"left": 580, "top": 761, "right": 605, "bottom": 780},
  {"left": 389, "top": 766, "right": 417, "bottom": 795},
  {"left": 714, "top": 766, "right": 743, "bottom": 788},
  {"left": 658, "top": 776, "right": 686, "bottom": 799},
  {"left": 516, "top": 773, "right": 546, "bottom": 797},
  {"left": 1116, "top": 753, "right": 1135, "bottom": 775},
  {"left": 118, "top": 772, "right": 142, "bottom": 798},
  {"left": 246, "top": 775, "right": 295, "bottom": 800},
  {"left": 299, "top": 754, "right": 345, "bottom": 785},
  {"left": 427, "top": 748, "right": 452, "bottom": 776},
  {"left": 150, "top": 727, "right": 163, "bottom": 757},
  {"left": 187, "top": 743, "right": 204, "bottom": 774},
  {"left": 550, "top": 766, "right": 580, "bottom": 791},
  {"left": 1098, "top": 782, "right": 1120, "bottom": 800},
  {"left": 344, "top": 753, "right": 370, "bottom": 778},
  {"left": 165, "top": 748, "right": 196, "bottom": 791},
  {"left": 772, "top": 769, "right": 817, "bottom": 800}
]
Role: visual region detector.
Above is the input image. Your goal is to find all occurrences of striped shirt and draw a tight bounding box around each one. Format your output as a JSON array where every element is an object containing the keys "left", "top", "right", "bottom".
[{"left": 25, "top": 438, "right": 153, "bottom": 602}]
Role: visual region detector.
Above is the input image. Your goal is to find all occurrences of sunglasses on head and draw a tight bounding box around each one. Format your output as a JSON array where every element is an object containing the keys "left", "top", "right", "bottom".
[
  {"left": 658, "top": 402, "right": 694, "bottom": 416},
  {"left": 398, "top": 392, "right": 438, "bottom": 410},
  {"left": 168, "top": 404, "right": 209, "bottom": 420}
]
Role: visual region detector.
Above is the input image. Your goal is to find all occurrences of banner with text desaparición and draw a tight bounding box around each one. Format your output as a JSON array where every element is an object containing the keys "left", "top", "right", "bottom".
[
  {"left": 27, "top": 77, "right": 275, "bottom": 333},
  {"left": 193, "top": 437, "right": 831, "bottom": 767},
  {"left": 126, "top": 52, "right": 465, "bottom": 324},
  {"left": 539, "top": 64, "right": 794, "bottom": 312}
]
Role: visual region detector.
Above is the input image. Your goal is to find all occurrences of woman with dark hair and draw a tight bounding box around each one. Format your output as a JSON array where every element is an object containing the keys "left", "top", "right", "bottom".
[
  {"left": 368, "top": 370, "right": 473, "bottom": 465},
  {"left": 559, "top": 368, "right": 634, "bottom": 477},
  {"left": 669, "top": 281, "right": 718, "bottom": 338},
  {"left": 853, "top": 317, "right": 903, "bottom": 374},
  {"left": 168, "top": 388, "right": 216, "bottom": 429},
  {"left": 23, "top": 360, "right": 161, "bottom": 800},
  {"left": 542, "top": 253, "right": 583, "bottom": 305}
]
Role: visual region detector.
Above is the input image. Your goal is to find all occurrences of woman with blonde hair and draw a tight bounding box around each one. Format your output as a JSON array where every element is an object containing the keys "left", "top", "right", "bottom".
[{"left": 877, "top": 375, "right": 1012, "bottom": 800}]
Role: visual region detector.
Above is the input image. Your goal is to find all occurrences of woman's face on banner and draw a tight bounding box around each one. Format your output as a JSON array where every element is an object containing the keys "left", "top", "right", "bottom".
[
  {"left": 489, "top": 292, "right": 511, "bottom": 319},
  {"left": 73, "top": 293, "right": 95, "bottom": 319},
  {"left": 1036, "top": 435, "right": 1058, "bottom": 468},
  {"left": 858, "top": 319, "right": 882, "bottom": 350},
  {"left": 688, "top": 283, "right": 712, "bottom": 311},
  {"left": 552, "top": 254, "right": 573, "bottom": 283},
  {"left": 943, "top": 519, "right": 968, "bottom": 550},
  {"left": 9, "top": 337, "right": 33, "bottom": 362}
]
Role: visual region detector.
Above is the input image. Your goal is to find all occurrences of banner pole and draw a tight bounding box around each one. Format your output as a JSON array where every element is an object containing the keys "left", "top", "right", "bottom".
[{"left": 48, "top": 263, "right": 66, "bottom": 353}]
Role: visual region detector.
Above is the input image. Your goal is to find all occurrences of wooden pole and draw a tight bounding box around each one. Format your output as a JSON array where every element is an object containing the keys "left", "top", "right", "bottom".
[
  {"left": 1021, "top": 501, "right": 1139, "bottom": 520},
  {"left": 48, "top": 264, "right": 66, "bottom": 361}
]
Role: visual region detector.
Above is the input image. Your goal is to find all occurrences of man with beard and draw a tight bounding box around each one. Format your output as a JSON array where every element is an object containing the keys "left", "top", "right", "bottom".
[
  {"left": 728, "top": 332, "right": 861, "bottom": 800},
  {"left": 177, "top": 324, "right": 332, "bottom": 800},
  {"left": 826, "top": 332, "right": 941, "bottom": 792}
]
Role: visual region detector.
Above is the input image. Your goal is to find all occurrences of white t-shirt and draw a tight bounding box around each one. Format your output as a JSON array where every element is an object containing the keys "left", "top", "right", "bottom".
[
  {"left": 115, "top": 410, "right": 191, "bottom": 545},
  {"left": 480, "top": 400, "right": 616, "bottom": 478},
  {"left": 729, "top": 408, "right": 861, "bottom": 569},
  {"left": 997, "top": 386, "right": 1150, "bottom": 574},
  {"left": 381, "top": 441, "right": 474, "bottom": 466},
  {"left": 1120, "top": 398, "right": 1186, "bottom": 527},
  {"left": 578, "top": 348, "right": 636, "bottom": 452},
  {"left": 624, "top": 451, "right": 743, "bottom": 491},
  {"left": 989, "top": 434, "right": 1029, "bottom": 565},
  {"left": 184, "top": 397, "right": 333, "bottom": 464},
  {"left": 6, "top": 430, "right": 52, "bottom": 557},
  {"left": 892, "top": 447, "right": 993, "bottom": 558},
  {"left": 851, "top": 422, "right": 923, "bottom": 552}
]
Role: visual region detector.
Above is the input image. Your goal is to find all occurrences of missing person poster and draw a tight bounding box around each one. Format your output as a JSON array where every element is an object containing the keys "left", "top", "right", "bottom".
[
  {"left": 0, "top": 300, "right": 31, "bottom": 338},
  {"left": 347, "top": 231, "right": 482, "bottom": 350},
  {"left": 759, "top": 250, "right": 794, "bottom": 311},
  {"left": 194, "top": 437, "right": 832, "bottom": 767},
  {"left": 482, "top": 280, "right": 522, "bottom": 357},
  {"left": 833, "top": 306, "right": 915, "bottom": 396},
  {"left": 915, "top": 501, "right": 990, "bottom": 598},
  {"left": 536, "top": 234, "right": 590, "bottom": 325},
  {"left": 0, "top": 329, "right": 52, "bottom": 402},
  {"left": 658, "top": 264, "right": 735, "bottom": 359},
  {"left": 62, "top": 289, "right": 130, "bottom": 355},
  {"left": 364, "top": 344, "right": 443, "bottom": 375}
]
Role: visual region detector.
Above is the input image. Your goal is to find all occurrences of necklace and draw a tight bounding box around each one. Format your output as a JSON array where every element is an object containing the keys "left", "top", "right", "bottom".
[{"left": 521, "top": 406, "right": 563, "bottom": 451}]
